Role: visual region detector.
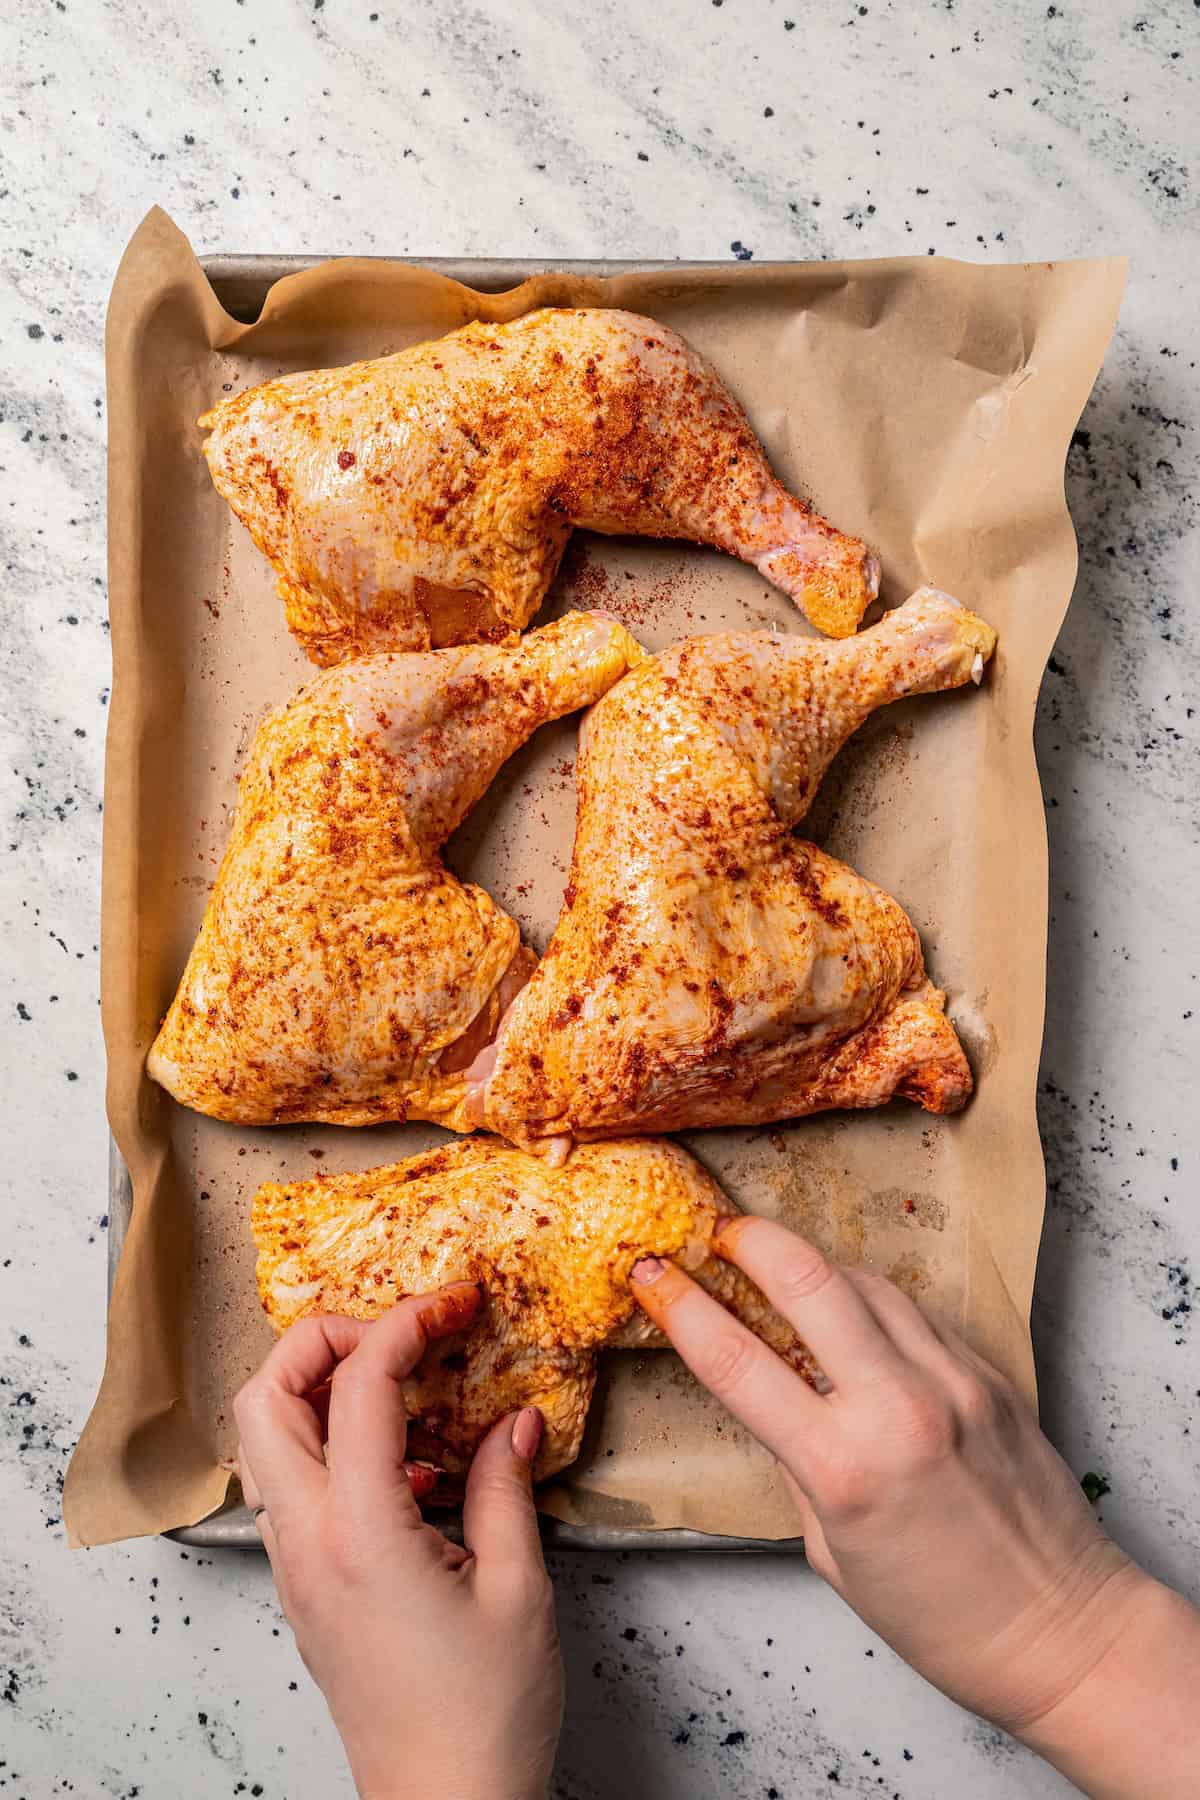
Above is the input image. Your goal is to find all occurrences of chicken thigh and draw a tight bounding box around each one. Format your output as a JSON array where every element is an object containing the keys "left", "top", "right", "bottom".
[
  {"left": 201, "top": 307, "right": 878, "bottom": 666},
  {"left": 471, "top": 588, "right": 997, "bottom": 1155},
  {"left": 147, "top": 612, "right": 641, "bottom": 1129},
  {"left": 253, "top": 1136, "right": 813, "bottom": 1485}
]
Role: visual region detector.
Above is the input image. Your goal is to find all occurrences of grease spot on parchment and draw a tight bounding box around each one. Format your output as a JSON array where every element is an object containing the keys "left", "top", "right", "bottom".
[{"left": 885, "top": 1253, "right": 933, "bottom": 1297}]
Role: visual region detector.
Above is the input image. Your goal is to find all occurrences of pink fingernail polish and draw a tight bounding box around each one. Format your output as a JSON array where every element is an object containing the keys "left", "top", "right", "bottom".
[
  {"left": 631, "top": 1256, "right": 666, "bottom": 1285},
  {"left": 511, "top": 1406, "right": 544, "bottom": 1463}
]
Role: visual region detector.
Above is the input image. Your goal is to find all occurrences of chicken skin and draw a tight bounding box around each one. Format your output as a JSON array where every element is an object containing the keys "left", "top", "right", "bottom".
[
  {"left": 253, "top": 1136, "right": 814, "bottom": 1485},
  {"left": 201, "top": 307, "right": 879, "bottom": 666},
  {"left": 471, "top": 589, "right": 997, "bottom": 1156},
  {"left": 147, "top": 612, "right": 641, "bottom": 1129}
]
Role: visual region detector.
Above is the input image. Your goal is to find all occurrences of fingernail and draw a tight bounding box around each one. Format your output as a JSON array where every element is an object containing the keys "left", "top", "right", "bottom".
[
  {"left": 440, "top": 1279, "right": 482, "bottom": 1302},
  {"left": 712, "top": 1215, "right": 744, "bottom": 1255},
  {"left": 511, "top": 1406, "right": 544, "bottom": 1463},
  {"left": 405, "top": 1460, "right": 441, "bottom": 1501},
  {"left": 630, "top": 1256, "right": 667, "bottom": 1286},
  {"left": 424, "top": 1282, "right": 481, "bottom": 1331}
]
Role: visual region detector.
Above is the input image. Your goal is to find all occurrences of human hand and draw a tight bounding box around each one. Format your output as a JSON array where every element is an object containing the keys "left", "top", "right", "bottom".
[
  {"left": 234, "top": 1286, "right": 563, "bottom": 1800},
  {"left": 632, "top": 1219, "right": 1200, "bottom": 1796}
]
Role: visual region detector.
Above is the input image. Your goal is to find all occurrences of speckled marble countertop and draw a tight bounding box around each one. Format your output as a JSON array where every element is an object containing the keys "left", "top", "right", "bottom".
[{"left": 1, "top": 2, "right": 1196, "bottom": 1795}]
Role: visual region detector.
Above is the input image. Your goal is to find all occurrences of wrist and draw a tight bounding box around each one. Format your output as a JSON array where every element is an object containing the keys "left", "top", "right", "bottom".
[
  {"left": 1008, "top": 1556, "right": 1151, "bottom": 1741},
  {"left": 1014, "top": 1568, "right": 1200, "bottom": 1799},
  {"left": 938, "top": 1537, "right": 1143, "bottom": 1742}
]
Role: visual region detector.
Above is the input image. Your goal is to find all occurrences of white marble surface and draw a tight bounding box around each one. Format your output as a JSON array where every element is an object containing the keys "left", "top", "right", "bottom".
[{"left": 1, "top": 1, "right": 1196, "bottom": 1794}]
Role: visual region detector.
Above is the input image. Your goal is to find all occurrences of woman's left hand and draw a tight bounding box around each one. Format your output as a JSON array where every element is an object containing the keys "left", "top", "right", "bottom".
[{"left": 234, "top": 1284, "right": 564, "bottom": 1800}]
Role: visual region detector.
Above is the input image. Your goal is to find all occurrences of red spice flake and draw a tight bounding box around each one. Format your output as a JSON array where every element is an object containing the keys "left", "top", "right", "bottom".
[
  {"left": 560, "top": 542, "right": 612, "bottom": 610},
  {"left": 260, "top": 457, "right": 289, "bottom": 511},
  {"left": 337, "top": 449, "right": 357, "bottom": 470},
  {"left": 559, "top": 540, "right": 702, "bottom": 633},
  {"left": 904, "top": 1198, "right": 917, "bottom": 1214}
]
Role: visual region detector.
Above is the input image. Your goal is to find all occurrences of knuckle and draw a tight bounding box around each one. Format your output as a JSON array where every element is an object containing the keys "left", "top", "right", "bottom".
[
  {"left": 849, "top": 1265, "right": 884, "bottom": 1289},
  {"left": 471, "top": 1467, "right": 523, "bottom": 1511},
  {"left": 853, "top": 1270, "right": 895, "bottom": 1303},
  {"left": 329, "top": 1357, "right": 384, "bottom": 1406},
  {"left": 956, "top": 1374, "right": 1001, "bottom": 1434},
  {"left": 329, "top": 1358, "right": 363, "bottom": 1395},
  {"left": 775, "top": 1248, "right": 837, "bottom": 1307},
  {"left": 232, "top": 1378, "right": 268, "bottom": 1427},
  {"left": 892, "top": 1387, "right": 958, "bottom": 1468},
  {"left": 323, "top": 1516, "right": 370, "bottom": 1587},
  {"left": 701, "top": 1329, "right": 759, "bottom": 1394}
]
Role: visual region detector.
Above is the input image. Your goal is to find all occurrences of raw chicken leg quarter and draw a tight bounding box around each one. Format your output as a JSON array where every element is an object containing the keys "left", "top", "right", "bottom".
[
  {"left": 253, "top": 1135, "right": 815, "bottom": 1485},
  {"left": 201, "top": 306, "right": 879, "bottom": 665},
  {"left": 471, "top": 587, "right": 998, "bottom": 1155},
  {"left": 146, "top": 612, "right": 641, "bottom": 1129}
]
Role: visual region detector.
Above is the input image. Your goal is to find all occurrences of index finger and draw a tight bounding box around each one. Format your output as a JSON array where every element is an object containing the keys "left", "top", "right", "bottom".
[
  {"left": 714, "top": 1217, "right": 895, "bottom": 1392},
  {"left": 630, "top": 1258, "right": 825, "bottom": 1477},
  {"left": 234, "top": 1314, "right": 372, "bottom": 1521}
]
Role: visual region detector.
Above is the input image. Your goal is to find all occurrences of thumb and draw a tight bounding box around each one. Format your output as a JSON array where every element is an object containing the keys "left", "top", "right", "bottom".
[
  {"left": 781, "top": 1469, "right": 840, "bottom": 1589},
  {"left": 462, "top": 1407, "right": 546, "bottom": 1578}
]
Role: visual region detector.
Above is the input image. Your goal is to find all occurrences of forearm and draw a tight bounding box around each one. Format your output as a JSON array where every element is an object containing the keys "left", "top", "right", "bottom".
[
  {"left": 361, "top": 1786, "right": 548, "bottom": 1800},
  {"left": 355, "top": 1749, "right": 553, "bottom": 1800},
  {"left": 1018, "top": 1573, "right": 1200, "bottom": 1798}
]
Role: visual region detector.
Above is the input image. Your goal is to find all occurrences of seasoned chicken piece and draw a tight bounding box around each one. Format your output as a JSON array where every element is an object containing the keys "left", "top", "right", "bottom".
[
  {"left": 253, "top": 1136, "right": 814, "bottom": 1484},
  {"left": 201, "top": 307, "right": 879, "bottom": 666},
  {"left": 471, "top": 589, "right": 997, "bottom": 1155},
  {"left": 146, "top": 612, "right": 641, "bottom": 1128}
]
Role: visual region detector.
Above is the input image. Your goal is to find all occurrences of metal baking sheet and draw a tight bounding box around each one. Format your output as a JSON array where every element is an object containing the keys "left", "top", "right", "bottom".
[{"left": 105, "top": 250, "right": 806, "bottom": 1555}]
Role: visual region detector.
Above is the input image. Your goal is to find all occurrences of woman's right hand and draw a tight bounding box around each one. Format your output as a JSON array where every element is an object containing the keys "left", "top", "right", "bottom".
[{"left": 632, "top": 1218, "right": 1200, "bottom": 1798}]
